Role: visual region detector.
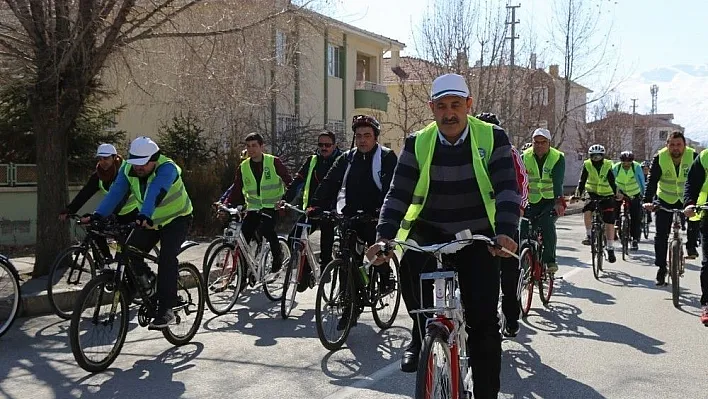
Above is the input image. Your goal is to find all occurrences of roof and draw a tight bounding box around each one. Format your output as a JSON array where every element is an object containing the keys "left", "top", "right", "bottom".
[
  {"left": 292, "top": 6, "right": 405, "bottom": 50},
  {"left": 587, "top": 112, "right": 684, "bottom": 130}
]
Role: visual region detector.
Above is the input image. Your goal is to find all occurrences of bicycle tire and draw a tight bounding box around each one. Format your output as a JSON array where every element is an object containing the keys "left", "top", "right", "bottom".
[
  {"left": 538, "top": 266, "right": 554, "bottom": 305},
  {"left": 642, "top": 211, "right": 650, "bottom": 239},
  {"left": 591, "top": 229, "right": 600, "bottom": 280},
  {"left": 519, "top": 247, "right": 534, "bottom": 318},
  {"left": 201, "top": 237, "right": 224, "bottom": 277},
  {"left": 263, "top": 237, "right": 290, "bottom": 301},
  {"left": 621, "top": 216, "right": 630, "bottom": 260},
  {"left": 204, "top": 243, "right": 243, "bottom": 315},
  {"left": 163, "top": 262, "right": 205, "bottom": 346},
  {"left": 69, "top": 273, "right": 129, "bottom": 373},
  {"left": 415, "top": 324, "right": 455, "bottom": 399},
  {"left": 315, "top": 259, "right": 355, "bottom": 351},
  {"left": 670, "top": 240, "right": 681, "bottom": 308},
  {"left": 0, "top": 258, "right": 21, "bottom": 338},
  {"left": 280, "top": 251, "right": 303, "bottom": 319},
  {"left": 47, "top": 245, "right": 96, "bottom": 320},
  {"left": 371, "top": 255, "right": 401, "bottom": 330}
]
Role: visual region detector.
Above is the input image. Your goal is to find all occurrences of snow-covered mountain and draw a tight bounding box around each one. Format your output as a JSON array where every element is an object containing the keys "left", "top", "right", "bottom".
[{"left": 616, "top": 64, "right": 708, "bottom": 144}]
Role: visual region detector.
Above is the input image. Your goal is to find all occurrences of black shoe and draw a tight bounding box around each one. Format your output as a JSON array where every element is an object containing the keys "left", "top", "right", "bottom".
[
  {"left": 503, "top": 320, "right": 520, "bottom": 338},
  {"left": 686, "top": 248, "right": 699, "bottom": 259},
  {"left": 400, "top": 344, "right": 420, "bottom": 373},
  {"left": 148, "top": 309, "right": 176, "bottom": 330},
  {"left": 296, "top": 270, "right": 312, "bottom": 293},
  {"left": 607, "top": 249, "right": 616, "bottom": 263},
  {"left": 336, "top": 308, "right": 360, "bottom": 331},
  {"left": 656, "top": 269, "right": 667, "bottom": 286},
  {"left": 631, "top": 241, "right": 639, "bottom": 251}
]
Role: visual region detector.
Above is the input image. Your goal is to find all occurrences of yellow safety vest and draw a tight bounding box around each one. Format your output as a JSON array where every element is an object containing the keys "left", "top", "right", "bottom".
[
  {"left": 612, "top": 161, "right": 641, "bottom": 197},
  {"left": 657, "top": 147, "right": 694, "bottom": 204},
  {"left": 396, "top": 115, "right": 496, "bottom": 242},
  {"left": 302, "top": 155, "right": 318, "bottom": 210},
  {"left": 523, "top": 147, "right": 562, "bottom": 204},
  {"left": 241, "top": 154, "right": 285, "bottom": 211},
  {"left": 124, "top": 155, "right": 193, "bottom": 228},
  {"left": 584, "top": 159, "right": 614, "bottom": 196}
]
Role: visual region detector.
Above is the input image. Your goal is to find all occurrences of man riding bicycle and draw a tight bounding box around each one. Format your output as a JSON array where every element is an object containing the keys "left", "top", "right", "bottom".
[
  {"left": 575, "top": 144, "right": 619, "bottom": 263},
  {"left": 280, "top": 130, "right": 342, "bottom": 292},
  {"left": 61, "top": 143, "right": 139, "bottom": 260},
  {"left": 370, "top": 73, "right": 520, "bottom": 398},
  {"left": 91, "top": 136, "right": 193, "bottom": 329},
  {"left": 612, "top": 151, "right": 646, "bottom": 251},
  {"left": 476, "top": 112, "right": 529, "bottom": 338},
  {"left": 643, "top": 131, "right": 698, "bottom": 285},
  {"left": 308, "top": 114, "right": 398, "bottom": 329},
  {"left": 522, "top": 128, "right": 566, "bottom": 273},
  {"left": 682, "top": 147, "right": 708, "bottom": 325},
  {"left": 224, "top": 132, "right": 292, "bottom": 282}
]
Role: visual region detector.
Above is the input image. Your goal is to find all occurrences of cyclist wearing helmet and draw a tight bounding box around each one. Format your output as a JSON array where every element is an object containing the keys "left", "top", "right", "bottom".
[
  {"left": 574, "top": 144, "right": 620, "bottom": 263},
  {"left": 309, "top": 114, "right": 398, "bottom": 328},
  {"left": 643, "top": 131, "right": 699, "bottom": 285},
  {"left": 92, "top": 136, "right": 193, "bottom": 329},
  {"left": 612, "top": 151, "right": 645, "bottom": 250},
  {"left": 476, "top": 112, "right": 529, "bottom": 338}
]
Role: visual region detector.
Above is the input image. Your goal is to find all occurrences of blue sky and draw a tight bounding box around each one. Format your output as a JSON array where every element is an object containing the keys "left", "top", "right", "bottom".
[{"left": 329, "top": 0, "right": 708, "bottom": 86}]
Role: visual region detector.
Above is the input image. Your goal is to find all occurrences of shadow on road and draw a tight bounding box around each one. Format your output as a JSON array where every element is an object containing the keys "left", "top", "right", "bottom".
[{"left": 551, "top": 278, "right": 616, "bottom": 305}]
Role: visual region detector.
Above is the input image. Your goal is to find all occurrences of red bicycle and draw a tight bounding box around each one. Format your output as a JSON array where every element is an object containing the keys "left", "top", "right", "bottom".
[{"left": 519, "top": 211, "right": 557, "bottom": 317}]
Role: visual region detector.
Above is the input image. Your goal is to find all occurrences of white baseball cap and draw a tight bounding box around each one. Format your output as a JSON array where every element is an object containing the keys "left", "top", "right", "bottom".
[
  {"left": 430, "top": 73, "right": 470, "bottom": 101},
  {"left": 96, "top": 143, "right": 117, "bottom": 157},
  {"left": 127, "top": 136, "right": 160, "bottom": 165},
  {"left": 532, "top": 128, "right": 552, "bottom": 141}
]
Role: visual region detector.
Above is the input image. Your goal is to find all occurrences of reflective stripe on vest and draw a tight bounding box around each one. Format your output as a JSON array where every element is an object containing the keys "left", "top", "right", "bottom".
[
  {"left": 302, "top": 155, "right": 318, "bottom": 210},
  {"left": 612, "top": 161, "right": 641, "bottom": 197},
  {"left": 241, "top": 154, "right": 285, "bottom": 211},
  {"left": 124, "top": 155, "right": 193, "bottom": 228},
  {"left": 395, "top": 115, "right": 496, "bottom": 242},
  {"left": 584, "top": 159, "right": 613, "bottom": 196},
  {"left": 522, "top": 147, "right": 562, "bottom": 204},
  {"left": 657, "top": 147, "right": 694, "bottom": 204}
]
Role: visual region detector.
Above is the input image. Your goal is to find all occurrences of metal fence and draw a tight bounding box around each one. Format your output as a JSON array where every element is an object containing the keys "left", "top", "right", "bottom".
[{"left": 0, "top": 163, "right": 85, "bottom": 186}]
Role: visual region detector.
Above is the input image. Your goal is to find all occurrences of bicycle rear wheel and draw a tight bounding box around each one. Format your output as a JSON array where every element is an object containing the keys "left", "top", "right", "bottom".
[
  {"left": 415, "top": 325, "right": 455, "bottom": 399},
  {"left": 315, "top": 259, "right": 355, "bottom": 351},
  {"left": 69, "top": 273, "right": 129, "bottom": 373},
  {"left": 0, "top": 258, "right": 21, "bottom": 338},
  {"left": 204, "top": 243, "right": 243, "bottom": 315},
  {"left": 519, "top": 247, "right": 534, "bottom": 318},
  {"left": 47, "top": 245, "right": 96, "bottom": 320},
  {"left": 371, "top": 254, "right": 401, "bottom": 330},
  {"left": 670, "top": 240, "right": 681, "bottom": 308},
  {"left": 163, "top": 262, "right": 205, "bottom": 346}
]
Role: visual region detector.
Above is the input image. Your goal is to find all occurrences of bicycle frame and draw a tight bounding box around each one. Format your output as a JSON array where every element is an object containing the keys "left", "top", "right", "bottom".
[{"left": 218, "top": 205, "right": 274, "bottom": 285}]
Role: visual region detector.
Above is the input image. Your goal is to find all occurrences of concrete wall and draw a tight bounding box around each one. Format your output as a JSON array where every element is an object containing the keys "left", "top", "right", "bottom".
[{"left": 0, "top": 187, "right": 103, "bottom": 246}]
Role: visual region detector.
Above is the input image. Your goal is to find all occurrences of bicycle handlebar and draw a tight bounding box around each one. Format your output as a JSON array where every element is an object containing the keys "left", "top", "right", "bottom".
[
  {"left": 372, "top": 230, "right": 519, "bottom": 261},
  {"left": 656, "top": 206, "right": 684, "bottom": 214},
  {"left": 281, "top": 202, "right": 306, "bottom": 215}
]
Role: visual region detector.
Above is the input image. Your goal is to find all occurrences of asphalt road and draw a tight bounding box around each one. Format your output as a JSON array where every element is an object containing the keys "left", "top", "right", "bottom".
[{"left": 2, "top": 214, "right": 708, "bottom": 399}]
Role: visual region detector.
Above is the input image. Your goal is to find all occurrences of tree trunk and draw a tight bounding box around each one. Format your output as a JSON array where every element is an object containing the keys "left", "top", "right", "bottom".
[{"left": 30, "top": 86, "right": 71, "bottom": 277}]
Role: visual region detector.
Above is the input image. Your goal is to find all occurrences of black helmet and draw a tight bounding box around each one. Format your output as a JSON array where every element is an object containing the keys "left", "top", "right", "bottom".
[
  {"left": 619, "top": 151, "right": 634, "bottom": 162},
  {"left": 641, "top": 160, "right": 651, "bottom": 168},
  {"left": 475, "top": 112, "right": 501, "bottom": 126},
  {"left": 351, "top": 114, "right": 381, "bottom": 137}
]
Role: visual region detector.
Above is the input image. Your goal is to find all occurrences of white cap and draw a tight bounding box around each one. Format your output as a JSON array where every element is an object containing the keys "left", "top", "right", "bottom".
[
  {"left": 96, "top": 143, "right": 117, "bottom": 157},
  {"left": 532, "top": 128, "right": 552, "bottom": 141},
  {"left": 430, "top": 73, "right": 470, "bottom": 100},
  {"left": 127, "top": 136, "right": 160, "bottom": 165}
]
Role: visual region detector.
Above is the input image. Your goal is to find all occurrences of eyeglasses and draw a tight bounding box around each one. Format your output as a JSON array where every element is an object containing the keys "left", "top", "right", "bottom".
[{"left": 317, "top": 142, "right": 333, "bottom": 148}]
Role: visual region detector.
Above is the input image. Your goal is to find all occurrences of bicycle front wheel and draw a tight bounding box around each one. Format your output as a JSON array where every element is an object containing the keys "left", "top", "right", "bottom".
[
  {"left": 415, "top": 325, "right": 455, "bottom": 399},
  {"left": 591, "top": 230, "right": 600, "bottom": 280},
  {"left": 315, "top": 259, "right": 355, "bottom": 351},
  {"left": 204, "top": 244, "right": 243, "bottom": 315},
  {"left": 538, "top": 265, "right": 554, "bottom": 305},
  {"left": 201, "top": 237, "right": 224, "bottom": 275},
  {"left": 519, "top": 247, "right": 534, "bottom": 318},
  {"left": 48, "top": 245, "right": 96, "bottom": 320},
  {"left": 163, "top": 262, "right": 205, "bottom": 346},
  {"left": 263, "top": 237, "right": 291, "bottom": 301},
  {"left": 621, "top": 217, "right": 630, "bottom": 260},
  {"left": 670, "top": 240, "right": 681, "bottom": 308},
  {"left": 0, "top": 258, "right": 21, "bottom": 338},
  {"left": 281, "top": 251, "right": 303, "bottom": 319},
  {"left": 642, "top": 212, "right": 650, "bottom": 239},
  {"left": 69, "top": 273, "right": 129, "bottom": 373},
  {"left": 371, "top": 254, "right": 401, "bottom": 330}
]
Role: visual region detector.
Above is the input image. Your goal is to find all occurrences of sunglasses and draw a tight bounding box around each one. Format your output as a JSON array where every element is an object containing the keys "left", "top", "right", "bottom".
[{"left": 317, "top": 142, "right": 333, "bottom": 148}]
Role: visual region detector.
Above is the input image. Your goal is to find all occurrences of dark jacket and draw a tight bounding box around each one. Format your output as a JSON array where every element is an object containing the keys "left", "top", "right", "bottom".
[{"left": 283, "top": 147, "right": 342, "bottom": 207}]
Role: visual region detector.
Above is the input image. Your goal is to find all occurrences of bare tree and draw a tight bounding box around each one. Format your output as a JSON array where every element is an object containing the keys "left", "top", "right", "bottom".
[{"left": 0, "top": 0, "right": 309, "bottom": 275}]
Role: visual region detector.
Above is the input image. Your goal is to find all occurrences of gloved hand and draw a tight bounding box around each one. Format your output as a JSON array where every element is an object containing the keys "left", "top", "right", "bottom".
[{"left": 136, "top": 214, "right": 154, "bottom": 228}]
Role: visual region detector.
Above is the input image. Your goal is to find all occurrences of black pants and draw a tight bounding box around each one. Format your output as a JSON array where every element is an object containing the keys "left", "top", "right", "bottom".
[
  {"left": 399, "top": 224, "right": 501, "bottom": 399},
  {"left": 128, "top": 215, "right": 192, "bottom": 312},
  {"left": 500, "top": 231, "right": 520, "bottom": 327},
  {"left": 95, "top": 210, "right": 139, "bottom": 260},
  {"left": 654, "top": 200, "right": 698, "bottom": 271},
  {"left": 614, "top": 196, "right": 642, "bottom": 242},
  {"left": 242, "top": 209, "right": 282, "bottom": 270},
  {"left": 699, "top": 218, "right": 708, "bottom": 306},
  {"left": 288, "top": 215, "right": 335, "bottom": 266}
]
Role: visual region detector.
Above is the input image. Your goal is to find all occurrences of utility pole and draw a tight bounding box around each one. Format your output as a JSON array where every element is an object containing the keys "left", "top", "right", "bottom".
[
  {"left": 631, "top": 98, "right": 638, "bottom": 114},
  {"left": 631, "top": 98, "right": 638, "bottom": 157},
  {"left": 505, "top": 3, "right": 520, "bottom": 144},
  {"left": 505, "top": 3, "right": 521, "bottom": 66}
]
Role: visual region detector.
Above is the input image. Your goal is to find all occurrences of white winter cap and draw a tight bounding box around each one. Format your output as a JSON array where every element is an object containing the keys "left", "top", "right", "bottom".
[
  {"left": 127, "top": 136, "right": 160, "bottom": 165},
  {"left": 430, "top": 73, "right": 470, "bottom": 100},
  {"left": 96, "top": 143, "right": 117, "bottom": 157},
  {"left": 532, "top": 128, "right": 552, "bottom": 141}
]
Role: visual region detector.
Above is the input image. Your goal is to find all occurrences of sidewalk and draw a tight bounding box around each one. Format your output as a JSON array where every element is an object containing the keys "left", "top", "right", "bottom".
[{"left": 10, "top": 202, "right": 583, "bottom": 318}]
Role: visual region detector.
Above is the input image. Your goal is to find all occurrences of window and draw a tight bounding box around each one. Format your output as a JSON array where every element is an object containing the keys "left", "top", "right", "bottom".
[
  {"left": 276, "top": 30, "right": 287, "bottom": 66},
  {"left": 530, "top": 86, "right": 549, "bottom": 107},
  {"left": 327, "top": 44, "right": 342, "bottom": 78},
  {"left": 659, "top": 130, "right": 668, "bottom": 140}
]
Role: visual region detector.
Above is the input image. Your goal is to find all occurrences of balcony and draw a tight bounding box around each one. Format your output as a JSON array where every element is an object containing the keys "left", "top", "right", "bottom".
[{"left": 354, "top": 80, "right": 389, "bottom": 112}]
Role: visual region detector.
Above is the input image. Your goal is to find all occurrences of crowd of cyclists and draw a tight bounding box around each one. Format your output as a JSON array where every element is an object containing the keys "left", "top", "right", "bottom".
[{"left": 57, "top": 72, "right": 708, "bottom": 398}]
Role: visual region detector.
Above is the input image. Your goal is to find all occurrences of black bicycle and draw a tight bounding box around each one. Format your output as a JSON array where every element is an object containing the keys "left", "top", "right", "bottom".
[
  {"left": 314, "top": 211, "right": 401, "bottom": 351},
  {"left": 69, "top": 219, "right": 205, "bottom": 373},
  {"left": 48, "top": 214, "right": 160, "bottom": 319},
  {"left": 0, "top": 254, "right": 21, "bottom": 338},
  {"left": 618, "top": 197, "right": 631, "bottom": 260}
]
